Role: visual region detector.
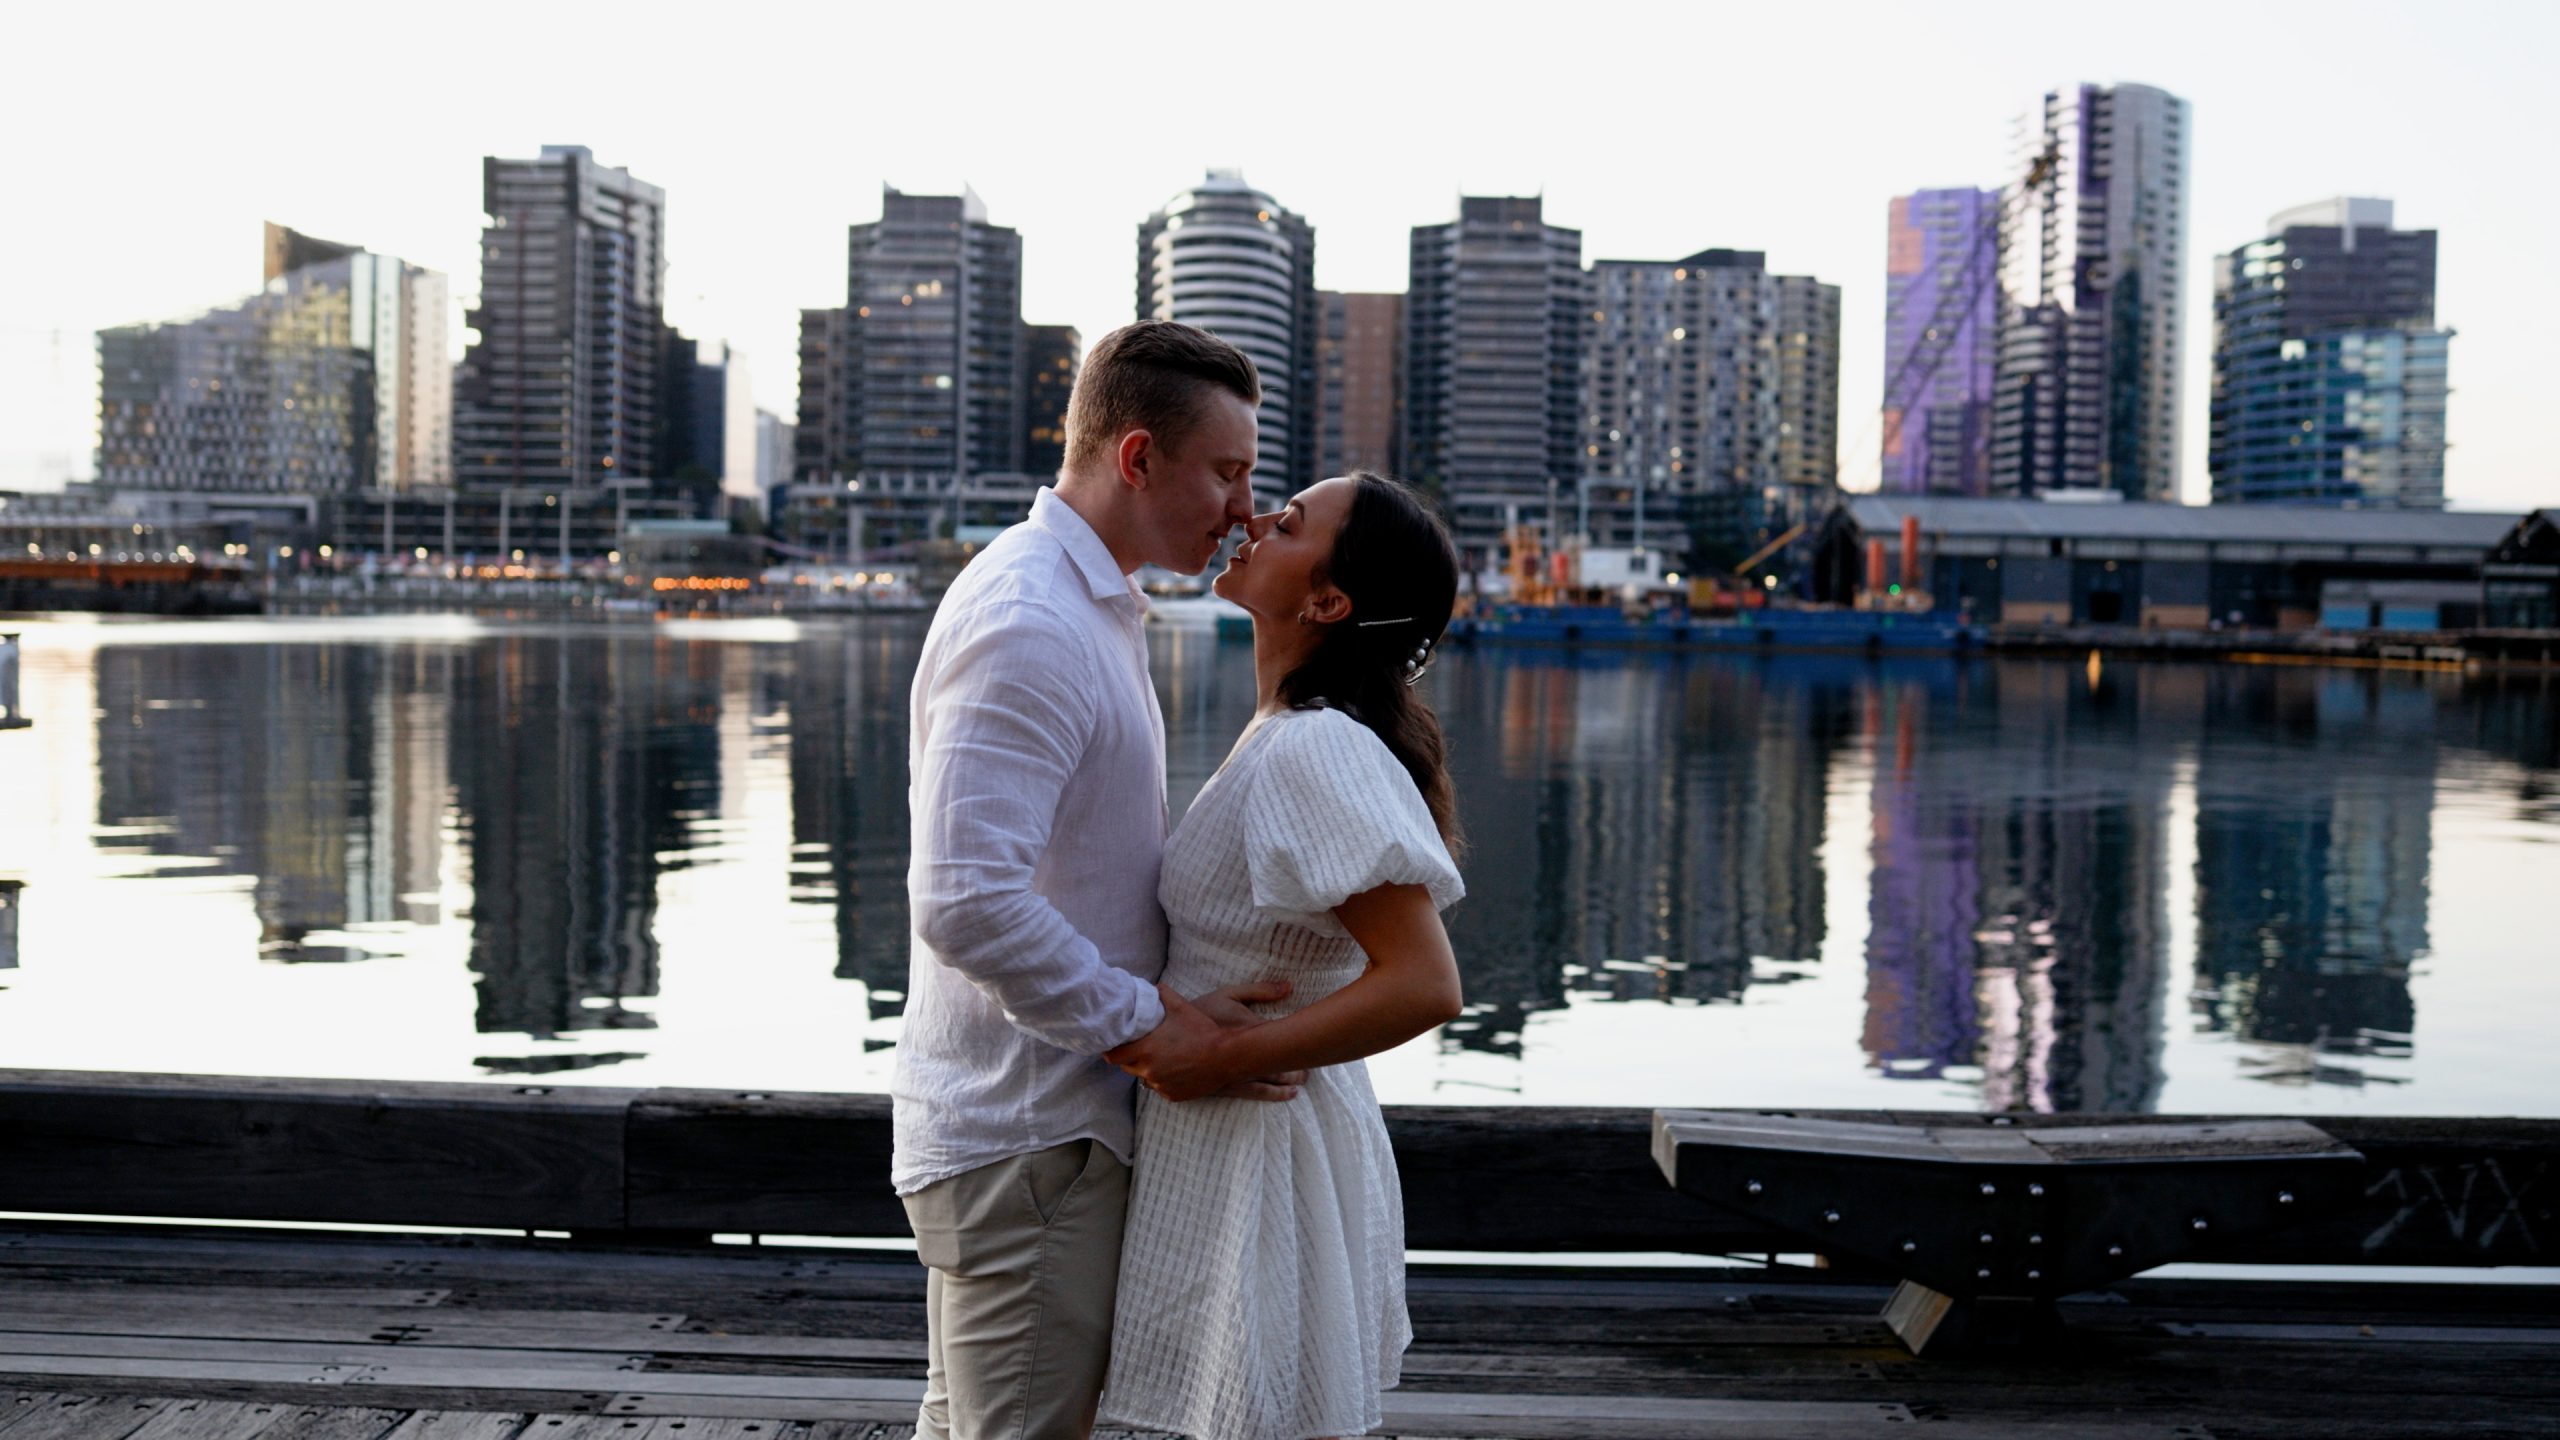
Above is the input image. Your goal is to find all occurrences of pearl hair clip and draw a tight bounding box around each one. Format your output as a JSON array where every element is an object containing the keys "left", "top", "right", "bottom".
[{"left": 1357, "top": 616, "right": 1413, "bottom": 627}]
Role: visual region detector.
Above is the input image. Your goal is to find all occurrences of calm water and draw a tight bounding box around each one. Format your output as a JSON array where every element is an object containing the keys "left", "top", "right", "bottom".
[{"left": 2, "top": 613, "right": 2554, "bottom": 1116}]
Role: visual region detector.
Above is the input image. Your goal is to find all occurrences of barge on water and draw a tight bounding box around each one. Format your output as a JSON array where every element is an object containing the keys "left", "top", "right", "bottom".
[{"left": 1447, "top": 603, "right": 1985, "bottom": 655}]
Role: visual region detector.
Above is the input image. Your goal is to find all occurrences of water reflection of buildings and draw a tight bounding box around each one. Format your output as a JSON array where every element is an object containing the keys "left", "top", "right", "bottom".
[
  {"left": 449, "top": 635, "right": 721, "bottom": 1038},
  {"left": 2192, "top": 669, "right": 2435, "bottom": 1086},
  {"left": 1862, "top": 662, "right": 2175, "bottom": 1112},
  {"left": 782, "top": 628, "right": 917, "bottom": 1020},
  {"left": 89, "top": 631, "right": 731, "bottom": 1051},
  {"left": 91, "top": 646, "right": 450, "bottom": 961},
  {"left": 1438, "top": 653, "right": 1841, "bottom": 1056}
]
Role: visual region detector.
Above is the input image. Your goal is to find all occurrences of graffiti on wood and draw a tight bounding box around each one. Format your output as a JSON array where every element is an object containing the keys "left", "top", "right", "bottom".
[{"left": 2361, "top": 1157, "right": 2548, "bottom": 1256}]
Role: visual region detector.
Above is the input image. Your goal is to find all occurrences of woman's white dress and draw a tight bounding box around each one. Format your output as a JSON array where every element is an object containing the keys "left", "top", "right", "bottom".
[{"left": 1100, "top": 706, "right": 1465, "bottom": 1440}]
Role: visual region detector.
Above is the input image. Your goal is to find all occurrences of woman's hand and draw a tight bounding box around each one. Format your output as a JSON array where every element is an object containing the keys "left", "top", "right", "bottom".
[{"left": 1107, "top": 980, "right": 1307, "bottom": 1102}]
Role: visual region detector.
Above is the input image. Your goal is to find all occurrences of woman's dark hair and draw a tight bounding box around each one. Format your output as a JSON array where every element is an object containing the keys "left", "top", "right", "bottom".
[{"left": 1276, "top": 472, "right": 1466, "bottom": 859}]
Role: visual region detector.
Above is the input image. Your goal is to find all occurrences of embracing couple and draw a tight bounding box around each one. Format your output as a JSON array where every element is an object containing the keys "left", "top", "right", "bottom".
[{"left": 891, "top": 319, "right": 1467, "bottom": 1440}]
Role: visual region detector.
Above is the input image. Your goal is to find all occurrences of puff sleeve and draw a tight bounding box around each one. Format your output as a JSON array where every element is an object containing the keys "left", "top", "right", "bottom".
[{"left": 1240, "top": 708, "right": 1465, "bottom": 937}]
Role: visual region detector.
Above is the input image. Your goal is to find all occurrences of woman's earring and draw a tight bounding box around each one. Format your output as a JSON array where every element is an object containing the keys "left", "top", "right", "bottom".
[{"left": 1296, "top": 610, "right": 1314, "bottom": 627}]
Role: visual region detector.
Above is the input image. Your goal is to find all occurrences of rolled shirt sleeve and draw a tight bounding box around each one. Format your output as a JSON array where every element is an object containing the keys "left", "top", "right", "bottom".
[{"left": 907, "top": 600, "right": 1166, "bottom": 1055}]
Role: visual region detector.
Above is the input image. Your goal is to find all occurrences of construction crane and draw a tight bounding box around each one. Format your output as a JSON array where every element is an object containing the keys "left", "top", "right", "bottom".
[
  {"left": 1731, "top": 522, "right": 1807, "bottom": 580},
  {"left": 1846, "top": 142, "right": 2064, "bottom": 491}
]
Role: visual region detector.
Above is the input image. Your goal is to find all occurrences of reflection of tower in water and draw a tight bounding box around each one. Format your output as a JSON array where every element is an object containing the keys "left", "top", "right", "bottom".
[
  {"left": 1862, "top": 662, "right": 2172, "bottom": 1112},
  {"left": 2193, "top": 670, "right": 2433, "bottom": 1085},
  {"left": 783, "top": 629, "right": 917, "bottom": 1021},
  {"left": 1435, "top": 654, "right": 1839, "bottom": 1056},
  {"left": 90, "top": 645, "right": 451, "bottom": 961},
  {"left": 450, "top": 636, "right": 722, "bottom": 1038}
]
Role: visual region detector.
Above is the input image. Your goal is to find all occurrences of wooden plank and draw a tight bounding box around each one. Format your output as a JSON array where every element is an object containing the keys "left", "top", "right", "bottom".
[
  {"left": 648, "top": 1420, "right": 818, "bottom": 1440},
  {"left": 597, "top": 1402, "right": 911, "bottom": 1426},
  {"left": 374, "top": 1413, "right": 528, "bottom": 1440},
  {"left": 0, "top": 1338, "right": 645, "bottom": 1378},
  {"left": 0, "top": 1397, "right": 169, "bottom": 1440},
  {"left": 120, "top": 1401, "right": 290, "bottom": 1440},
  {"left": 0, "top": 1394, "right": 67, "bottom": 1440},
  {"left": 0, "top": 1072, "right": 628, "bottom": 1233},
  {"left": 238, "top": 1408, "right": 406, "bottom": 1440},
  {"left": 0, "top": 1302, "right": 691, "bottom": 1350},
  {"left": 0, "top": 1361, "right": 385, "bottom": 1388},
  {"left": 409, "top": 1378, "right": 921, "bottom": 1406},
  {"left": 625, "top": 1093, "right": 899, "bottom": 1240},
  {"left": 2161, "top": 1321, "right": 2560, "bottom": 1345},
  {"left": 1384, "top": 1395, "right": 1912, "bottom": 1425},
  {"left": 10, "top": 1072, "right": 2542, "bottom": 1266},
  {"left": 516, "top": 1417, "right": 660, "bottom": 1440}
]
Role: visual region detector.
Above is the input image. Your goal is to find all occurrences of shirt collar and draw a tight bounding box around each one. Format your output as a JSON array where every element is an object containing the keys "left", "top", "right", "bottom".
[{"left": 1031, "top": 488, "right": 1147, "bottom": 613}]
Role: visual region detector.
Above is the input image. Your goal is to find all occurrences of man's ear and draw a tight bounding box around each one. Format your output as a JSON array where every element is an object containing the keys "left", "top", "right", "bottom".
[
  {"left": 1116, "top": 429, "right": 1153, "bottom": 491},
  {"left": 1306, "top": 586, "right": 1353, "bottom": 626}
]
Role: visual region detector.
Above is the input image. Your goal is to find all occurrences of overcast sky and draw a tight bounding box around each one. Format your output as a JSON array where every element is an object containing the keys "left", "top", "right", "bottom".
[{"left": 3, "top": 0, "right": 2552, "bottom": 512}]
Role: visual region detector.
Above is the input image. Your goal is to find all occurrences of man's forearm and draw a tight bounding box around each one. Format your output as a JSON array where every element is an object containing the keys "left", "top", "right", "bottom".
[{"left": 915, "top": 883, "right": 1162, "bottom": 1054}]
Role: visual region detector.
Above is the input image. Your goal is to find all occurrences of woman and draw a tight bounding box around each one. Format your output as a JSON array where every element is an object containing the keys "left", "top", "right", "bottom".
[{"left": 1101, "top": 471, "right": 1467, "bottom": 1440}]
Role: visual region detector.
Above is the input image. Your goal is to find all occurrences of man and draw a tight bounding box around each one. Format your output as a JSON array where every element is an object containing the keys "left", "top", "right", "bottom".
[{"left": 895, "top": 320, "right": 1298, "bottom": 1439}]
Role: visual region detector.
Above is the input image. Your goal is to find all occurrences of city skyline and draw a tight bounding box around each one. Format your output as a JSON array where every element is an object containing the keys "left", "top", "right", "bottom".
[{"left": 3, "top": 2, "right": 2553, "bottom": 513}]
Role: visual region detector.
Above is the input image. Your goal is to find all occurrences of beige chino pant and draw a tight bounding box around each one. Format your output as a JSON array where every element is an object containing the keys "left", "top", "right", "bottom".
[{"left": 901, "top": 1139, "right": 1129, "bottom": 1440}]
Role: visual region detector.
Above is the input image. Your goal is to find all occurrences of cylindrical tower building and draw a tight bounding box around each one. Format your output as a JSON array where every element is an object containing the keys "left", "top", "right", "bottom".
[{"left": 1136, "top": 170, "right": 1317, "bottom": 498}]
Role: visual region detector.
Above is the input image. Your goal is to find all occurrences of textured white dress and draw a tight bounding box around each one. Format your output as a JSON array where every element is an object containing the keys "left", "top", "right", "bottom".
[{"left": 1100, "top": 706, "right": 1465, "bottom": 1440}]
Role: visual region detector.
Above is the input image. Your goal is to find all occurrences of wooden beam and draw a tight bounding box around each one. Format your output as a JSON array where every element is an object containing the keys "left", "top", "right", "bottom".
[
  {"left": 1, "top": 1074, "right": 2551, "bottom": 1267},
  {"left": 0, "top": 1072, "right": 626, "bottom": 1233}
]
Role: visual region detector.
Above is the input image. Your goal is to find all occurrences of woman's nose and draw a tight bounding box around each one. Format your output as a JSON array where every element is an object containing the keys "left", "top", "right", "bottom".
[{"left": 1245, "top": 511, "right": 1280, "bottom": 540}]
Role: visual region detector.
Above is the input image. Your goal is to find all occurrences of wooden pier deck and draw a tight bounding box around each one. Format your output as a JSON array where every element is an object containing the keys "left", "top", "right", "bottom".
[
  {"left": 2, "top": 1217, "right": 2554, "bottom": 1439},
  {"left": 2, "top": 1074, "right": 2556, "bottom": 1437}
]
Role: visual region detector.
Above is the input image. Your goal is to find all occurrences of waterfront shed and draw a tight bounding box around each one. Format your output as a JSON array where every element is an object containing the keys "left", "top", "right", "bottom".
[
  {"left": 2482, "top": 510, "right": 2559, "bottom": 629},
  {"left": 1819, "top": 496, "right": 2516, "bottom": 629}
]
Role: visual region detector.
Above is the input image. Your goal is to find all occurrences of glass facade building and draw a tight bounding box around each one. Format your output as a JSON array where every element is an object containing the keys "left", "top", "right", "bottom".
[
  {"left": 1990, "top": 83, "right": 2190, "bottom": 501},
  {"left": 96, "top": 225, "right": 448, "bottom": 495},
  {"left": 1882, "top": 188, "right": 2000, "bottom": 495},
  {"left": 1019, "top": 323, "right": 1079, "bottom": 478},
  {"left": 2209, "top": 199, "right": 2448, "bottom": 508}
]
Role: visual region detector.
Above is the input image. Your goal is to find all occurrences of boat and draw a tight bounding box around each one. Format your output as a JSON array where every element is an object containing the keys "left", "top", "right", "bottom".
[
  {"left": 1446, "top": 603, "right": 1983, "bottom": 655},
  {"left": 1144, "top": 592, "right": 1253, "bottom": 638}
]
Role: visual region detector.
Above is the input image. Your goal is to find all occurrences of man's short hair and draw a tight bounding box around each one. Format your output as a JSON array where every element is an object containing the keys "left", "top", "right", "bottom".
[{"left": 1063, "top": 320, "right": 1261, "bottom": 470}]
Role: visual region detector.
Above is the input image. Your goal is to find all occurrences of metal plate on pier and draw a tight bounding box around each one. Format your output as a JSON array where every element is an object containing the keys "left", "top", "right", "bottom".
[{"left": 1652, "top": 1110, "right": 2368, "bottom": 1354}]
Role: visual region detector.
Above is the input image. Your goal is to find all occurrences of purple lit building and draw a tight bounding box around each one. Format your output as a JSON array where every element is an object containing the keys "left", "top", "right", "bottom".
[{"left": 1881, "top": 188, "right": 1999, "bottom": 495}]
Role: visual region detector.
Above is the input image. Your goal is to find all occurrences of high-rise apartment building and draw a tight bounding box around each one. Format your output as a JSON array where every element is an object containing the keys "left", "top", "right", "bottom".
[
  {"left": 795, "top": 187, "right": 1025, "bottom": 484},
  {"left": 1773, "top": 273, "right": 1842, "bottom": 491},
  {"left": 96, "top": 224, "right": 449, "bottom": 495},
  {"left": 655, "top": 330, "right": 757, "bottom": 512},
  {"left": 2209, "top": 198, "right": 2448, "bottom": 508},
  {"left": 453, "top": 146, "right": 666, "bottom": 492},
  {"left": 1581, "top": 250, "right": 1839, "bottom": 550},
  {"left": 1882, "top": 188, "right": 2001, "bottom": 495},
  {"left": 1020, "top": 323, "right": 1080, "bottom": 477},
  {"left": 753, "top": 410, "right": 794, "bottom": 506},
  {"left": 793, "top": 307, "right": 844, "bottom": 485},
  {"left": 1990, "top": 83, "right": 2189, "bottom": 500},
  {"left": 1404, "top": 196, "right": 1588, "bottom": 554},
  {"left": 1136, "top": 171, "right": 1317, "bottom": 496},
  {"left": 1315, "top": 291, "right": 1401, "bottom": 479}
]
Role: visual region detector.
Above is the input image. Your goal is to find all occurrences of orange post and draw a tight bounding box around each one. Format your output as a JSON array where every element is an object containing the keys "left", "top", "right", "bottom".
[
  {"left": 1899, "top": 515, "right": 1922, "bottom": 590},
  {"left": 1864, "top": 539, "right": 1888, "bottom": 596}
]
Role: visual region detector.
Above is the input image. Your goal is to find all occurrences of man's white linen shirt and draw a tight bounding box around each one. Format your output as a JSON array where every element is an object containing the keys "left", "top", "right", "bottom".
[{"left": 891, "top": 488, "right": 1171, "bottom": 1196}]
